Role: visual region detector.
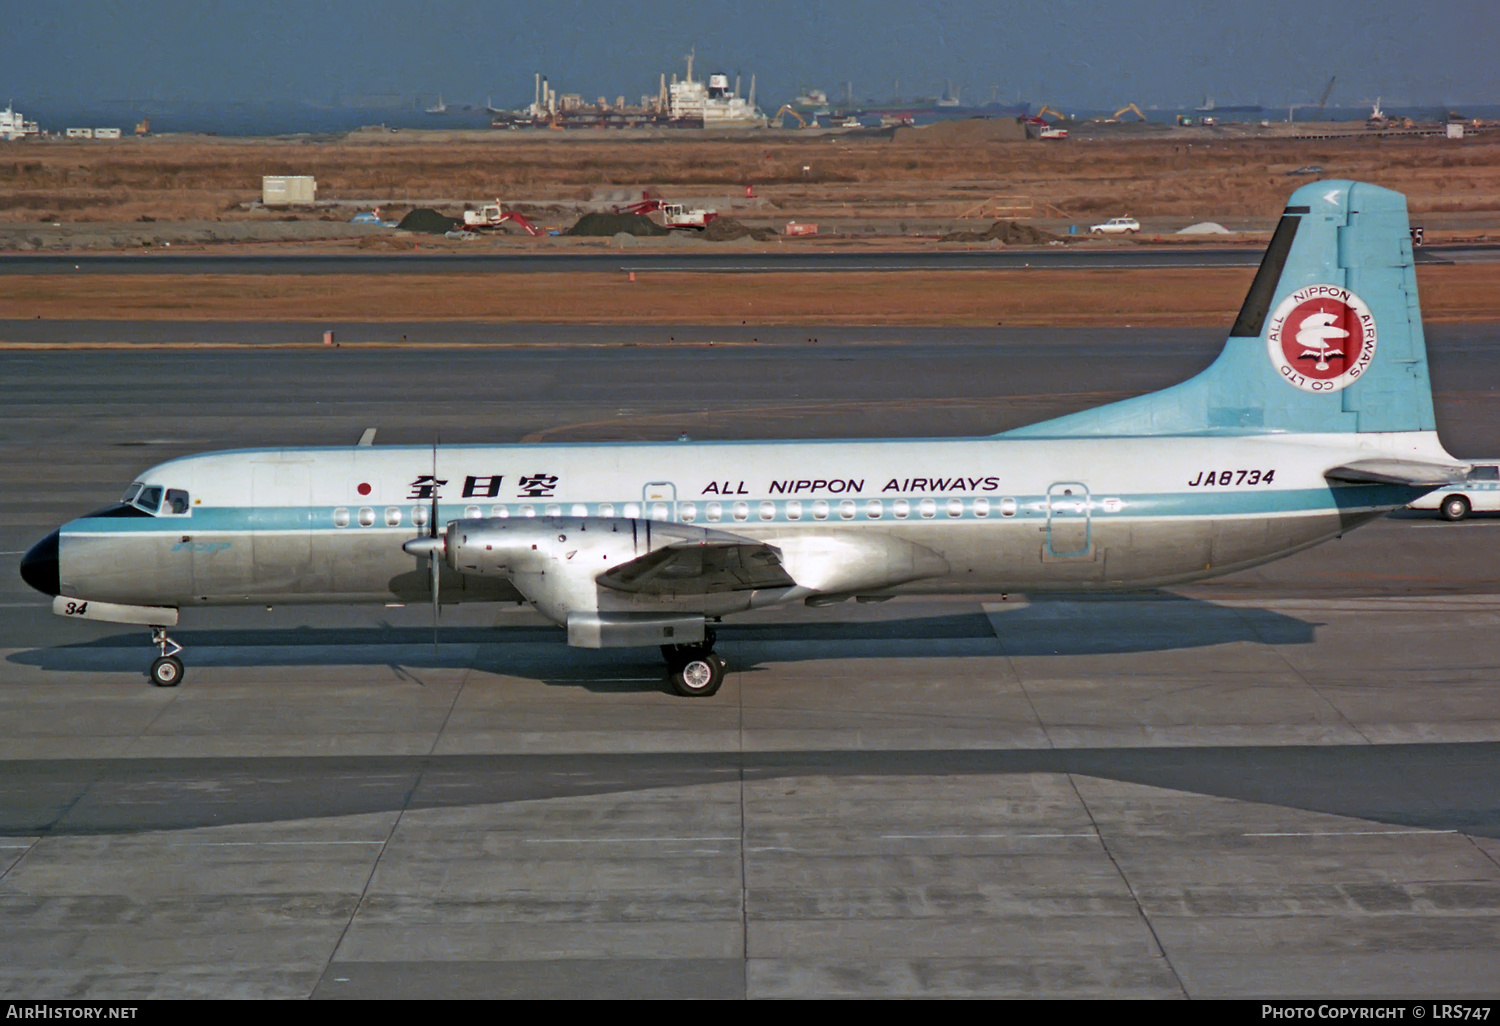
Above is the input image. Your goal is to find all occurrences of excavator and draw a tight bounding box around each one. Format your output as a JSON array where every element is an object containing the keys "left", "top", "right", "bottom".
[
  {"left": 461, "top": 200, "right": 543, "bottom": 236},
  {"left": 774, "top": 105, "right": 810, "bottom": 129},
  {"left": 1108, "top": 103, "right": 1147, "bottom": 122}
]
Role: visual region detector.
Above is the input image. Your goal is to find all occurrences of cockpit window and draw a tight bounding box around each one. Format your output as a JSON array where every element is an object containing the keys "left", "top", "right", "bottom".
[
  {"left": 134, "top": 486, "right": 163, "bottom": 514},
  {"left": 121, "top": 483, "right": 143, "bottom": 504},
  {"left": 164, "top": 489, "right": 190, "bottom": 515}
]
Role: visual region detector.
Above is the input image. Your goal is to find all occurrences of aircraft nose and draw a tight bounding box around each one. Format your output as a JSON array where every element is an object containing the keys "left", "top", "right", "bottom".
[{"left": 19, "top": 530, "right": 60, "bottom": 597}]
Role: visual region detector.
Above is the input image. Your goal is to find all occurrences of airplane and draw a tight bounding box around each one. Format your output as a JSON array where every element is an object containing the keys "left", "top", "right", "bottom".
[{"left": 19, "top": 180, "right": 1467, "bottom": 697}]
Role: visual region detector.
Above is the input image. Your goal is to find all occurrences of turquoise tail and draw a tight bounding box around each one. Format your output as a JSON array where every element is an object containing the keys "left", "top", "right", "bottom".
[{"left": 1004, "top": 180, "right": 1435, "bottom": 438}]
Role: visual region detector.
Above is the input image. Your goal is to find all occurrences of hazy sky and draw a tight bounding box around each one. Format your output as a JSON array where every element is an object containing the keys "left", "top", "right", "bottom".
[{"left": 6, "top": 0, "right": 1498, "bottom": 109}]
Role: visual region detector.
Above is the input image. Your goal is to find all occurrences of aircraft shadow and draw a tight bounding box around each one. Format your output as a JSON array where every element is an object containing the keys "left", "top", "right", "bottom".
[
  {"left": 3, "top": 594, "right": 1318, "bottom": 694},
  {"left": 3, "top": 742, "right": 1496, "bottom": 840}
]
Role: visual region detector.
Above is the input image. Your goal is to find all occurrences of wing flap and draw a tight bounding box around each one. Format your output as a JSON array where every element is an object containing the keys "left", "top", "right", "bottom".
[
  {"left": 1324, "top": 458, "right": 1468, "bottom": 487},
  {"left": 598, "top": 538, "right": 795, "bottom": 595}
]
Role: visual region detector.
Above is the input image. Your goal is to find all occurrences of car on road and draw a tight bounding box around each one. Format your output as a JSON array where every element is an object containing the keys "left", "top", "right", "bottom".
[
  {"left": 1090, "top": 217, "right": 1140, "bottom": 235},
  {"left": 1409, "top": 461, "right": 1500, "bottom": 520}
]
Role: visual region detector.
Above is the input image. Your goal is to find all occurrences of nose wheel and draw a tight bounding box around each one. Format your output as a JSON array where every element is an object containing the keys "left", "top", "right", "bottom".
[
  {"left": 662, "top": 629, "right": 725, "bottom": 697},
  {"left": 149, "top": 627, "right": 184, "bottom": 688}
]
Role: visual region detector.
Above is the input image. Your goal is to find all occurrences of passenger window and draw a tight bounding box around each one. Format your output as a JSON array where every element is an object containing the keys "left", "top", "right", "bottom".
[
  {"left": 705, "top": 502, "right": 722, "bottom": 522},
  {"left": 865, "top": 499, "right": 882, "bottom": 519},
  {"left": 759, "top": 500, "right": 776, "bottom": 521},
  {"left": 623, "top": 502, "right": 640, "bottom": 518},
  {"left": 679, "top": 502, "right": 697, "bottom": 523},
  {"left": 334, "top": 508, "right": 351, "bottom": 528},
  {"left": 465, "top": 505, "right": 482, "bottom": 518},
  {"left": 839, "top": 500, "right": 856, "bottom": 520},
  {"left": 785, "top": 500, "right": 802, "bottom": 521},
  {"left": 358, "top": 507, "right": 376, "bottom": 527},
  {"left": 412, "top": 505, "right": 429, "bottom": 527},
  {"left": 893, "top": 499, "right": 910, "bottom": 519},
  {"left": 545, "top": 504, "right": 562, "bottom": 517},
  {"left": 947, "top": 498, "right": 964, "bottom": 518},
  {"left": 973, "top": 498, "right": 990, "bottom": 518},
  {"left": 385, "top": 506, "right": 402, "bottom": 526},
  {"left": 491, "top": 505, "right": 509, "bottom": 518},
  {"left": 1000, "top": 497, "right": 1018, "bottom": 517},
  {"left": 732, "top": 501, "right": 749, "bottom": 522},
  {"left": 812, "top": 500, "right": 830, "bottom": 520},
  {"left": 164, "top": 489, "right": 191, "bottom": 515},
  {"left": 571, "top": 503, "right": 588, "bottom": 517},
  {"left": 1468, "top": 465, "right": 1499, "bottom": 482},
  {"left": 520, "top": 504, "right": 536, "bottom": 517},
  {"left": 598, "top": 503, "right": 615, "bottom": 518},
  {"left": 651, "top": 502, "right": 669, "bottom": 521},
  {"left": 919, "top": 499, "right": 937, "bottom": 519}
]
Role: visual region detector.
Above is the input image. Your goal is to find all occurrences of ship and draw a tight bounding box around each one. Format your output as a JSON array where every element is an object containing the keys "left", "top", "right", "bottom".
[
  {"left": 666, "top": 50, "right": 766, "bottom": 128},
  {"left": 489, "top": 51, "right": 766, "bottom": 130},
  {"left": 0, "top": 102, "right": 40, "bottom": 141}
]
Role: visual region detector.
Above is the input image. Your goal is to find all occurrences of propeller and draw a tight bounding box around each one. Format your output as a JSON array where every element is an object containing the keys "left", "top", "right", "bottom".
[{"left": 401, "top": 436, "right": 444, "bottom": 653}]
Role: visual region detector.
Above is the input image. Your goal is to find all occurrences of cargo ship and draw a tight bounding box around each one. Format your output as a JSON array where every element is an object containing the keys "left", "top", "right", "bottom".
[{"left": 490, "top": 50, "right": 765, "bottom": 130}]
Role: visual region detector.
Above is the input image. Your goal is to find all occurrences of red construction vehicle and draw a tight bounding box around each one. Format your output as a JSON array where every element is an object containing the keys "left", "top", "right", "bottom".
[
  {"left": 615, "top": 193, "right": 719, "bottom": 230},
  {"left": 462, "top": 200, "right": 543, "bottom": 236}
]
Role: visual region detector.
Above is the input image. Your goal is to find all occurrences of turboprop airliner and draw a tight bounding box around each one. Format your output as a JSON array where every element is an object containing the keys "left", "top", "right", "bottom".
[{"left": 19, "top": 181, "right": 1466, "bottom": 696}]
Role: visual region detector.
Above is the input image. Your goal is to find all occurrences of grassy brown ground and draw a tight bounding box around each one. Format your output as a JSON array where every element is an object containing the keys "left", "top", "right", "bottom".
[
  {"left": 0, "top": 265, "right": 1493, "bottom": 330},
  {"left": 2, "top": 129, "right": 1498, "bottom": 224}
]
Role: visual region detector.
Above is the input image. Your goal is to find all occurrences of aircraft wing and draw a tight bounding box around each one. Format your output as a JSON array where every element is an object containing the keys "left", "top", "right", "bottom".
[
  {"left": 1324, "top": 459, "right": 1468, "bottom": 487},
  {"left": 597, "top": 534, "right": 796, "bottom": 595}
]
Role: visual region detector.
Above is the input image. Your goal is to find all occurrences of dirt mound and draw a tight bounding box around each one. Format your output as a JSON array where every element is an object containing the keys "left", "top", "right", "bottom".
[
  {"left": 939, "top": 219, "right": 1062, "bottom": 244},
  {"left": 702, "top": 217, "right": 777, "bottom": 242},
  {"left": 892, "top": 116, "right": 1028, "bottom": 144},
  {"left": 396, "top": 208, "right": 460, "bottom": 234},
  {"left": 567, "top": 212, "right": 669, "bottom": 237}
]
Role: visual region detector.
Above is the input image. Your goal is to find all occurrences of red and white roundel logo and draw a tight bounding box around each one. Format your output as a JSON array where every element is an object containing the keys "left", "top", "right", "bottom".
[{"left": 1266, "top": 285, "right": 1377, "bottom": 393}]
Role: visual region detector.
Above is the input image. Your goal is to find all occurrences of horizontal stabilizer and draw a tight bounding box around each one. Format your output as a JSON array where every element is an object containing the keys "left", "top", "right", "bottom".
[{"left": 1324, "top": 459, "right": 1467, "bottom": 487}]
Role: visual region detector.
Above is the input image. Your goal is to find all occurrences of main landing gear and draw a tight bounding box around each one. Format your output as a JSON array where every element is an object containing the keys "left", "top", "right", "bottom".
[
  {"left": 661, "top": 628, "right": 726, "bottom": 698},
  {"left": 148, "top": 626, "right": 184, "bottom": 688}
]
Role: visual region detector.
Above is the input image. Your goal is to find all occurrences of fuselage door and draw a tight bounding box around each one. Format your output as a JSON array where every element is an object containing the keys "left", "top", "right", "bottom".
[
  {"left": 1046, "top": 482, "right": 1092, "bottom": 557},
  {"left": 642, "top": 481, "right": 677, "bottom": 522}
]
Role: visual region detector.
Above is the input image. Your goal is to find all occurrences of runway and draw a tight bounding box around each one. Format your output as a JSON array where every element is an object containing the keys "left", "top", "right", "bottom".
[
  {"left": 0, "top": 243, "right": 1487, "bottom": 275},
  {"left": 3, "top": 325, "right": 1500, "bottom": 998}
]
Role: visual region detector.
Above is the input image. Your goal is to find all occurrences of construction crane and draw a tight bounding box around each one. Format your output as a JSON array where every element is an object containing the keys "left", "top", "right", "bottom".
[{"left": 1288, "top": 75, "right": 1336, "bottom": 121}]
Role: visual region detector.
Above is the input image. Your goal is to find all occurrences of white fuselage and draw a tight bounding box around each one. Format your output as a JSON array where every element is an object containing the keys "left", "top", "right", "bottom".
[{"left": 56, "top": 431, "right": 1445, "bottom": 613}]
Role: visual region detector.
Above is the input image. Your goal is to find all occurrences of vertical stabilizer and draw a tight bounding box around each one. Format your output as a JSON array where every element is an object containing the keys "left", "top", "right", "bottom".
[{"left": 1005, "top": 181, "right": 1434, "bottom": 437}]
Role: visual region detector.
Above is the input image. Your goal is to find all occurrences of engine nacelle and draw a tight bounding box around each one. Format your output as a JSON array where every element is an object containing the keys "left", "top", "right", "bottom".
[{"left": 439, "top": 517, "right": 772, "bottom": 632}]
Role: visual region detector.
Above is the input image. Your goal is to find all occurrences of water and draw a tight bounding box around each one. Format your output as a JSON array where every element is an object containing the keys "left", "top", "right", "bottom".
[{"left": 8, "top": 98, "right": 1500, "bottom": 137}]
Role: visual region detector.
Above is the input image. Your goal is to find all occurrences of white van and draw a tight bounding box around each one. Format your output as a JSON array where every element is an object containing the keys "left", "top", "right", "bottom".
[{"left": 1409, "top": 462, "right": 1500, "bottom": 520}]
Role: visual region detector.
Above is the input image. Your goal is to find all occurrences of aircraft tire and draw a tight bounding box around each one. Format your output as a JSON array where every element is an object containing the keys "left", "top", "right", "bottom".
[
  {"left": 1441, "top": 495, "right": 1471, "bottom": 521},
  {"left": 150, "top": 655, "right": 184, "bottom": 688},
  {"left": 669, "top": 654, "right": 724, "bottom": 698}
]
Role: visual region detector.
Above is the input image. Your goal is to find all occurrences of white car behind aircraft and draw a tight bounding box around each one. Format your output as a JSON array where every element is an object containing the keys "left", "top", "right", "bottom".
[
  {"left": 1409, "top": 463, "right": 1500, "bottom": 520},
  {"left": 1090, "top": 217, "right": 1140, "bottom": 234}
]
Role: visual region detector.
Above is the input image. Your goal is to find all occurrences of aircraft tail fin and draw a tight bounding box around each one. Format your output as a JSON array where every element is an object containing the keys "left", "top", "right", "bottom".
[{"left": 1005, "top": 180, "right": 1436, "bottom": 438}]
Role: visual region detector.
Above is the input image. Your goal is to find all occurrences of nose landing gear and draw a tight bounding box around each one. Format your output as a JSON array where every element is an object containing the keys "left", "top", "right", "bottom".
[
  {"left": 661, "top": 628, "right": 725, "bottom": 697},
  {"left": 149, "top": 626, "right": 184, "bottom": 687}
]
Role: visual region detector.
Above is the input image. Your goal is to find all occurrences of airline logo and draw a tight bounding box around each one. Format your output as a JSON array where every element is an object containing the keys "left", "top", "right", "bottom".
[{"left": 1266, "top": 285, "right": 1377, "bottom": 393}]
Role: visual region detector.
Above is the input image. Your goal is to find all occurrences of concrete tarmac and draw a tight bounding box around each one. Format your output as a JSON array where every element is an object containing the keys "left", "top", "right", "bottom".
[{"left": 3, "top": 326, "right": 1500, "bottom": 998}]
